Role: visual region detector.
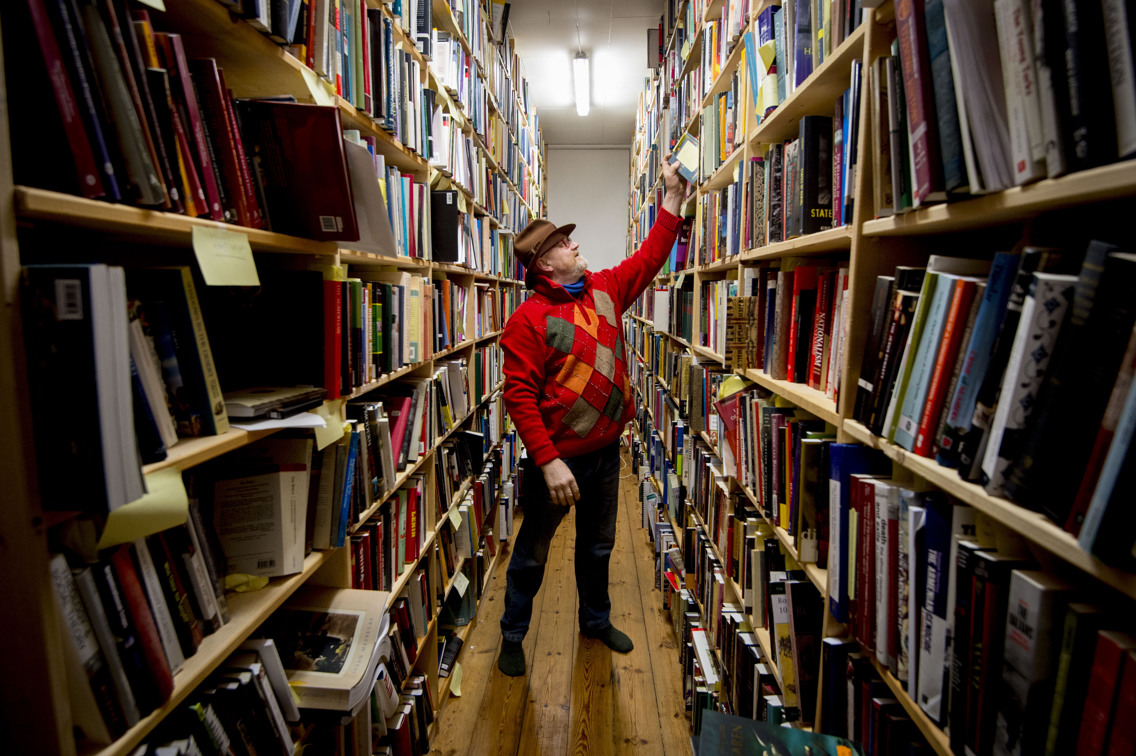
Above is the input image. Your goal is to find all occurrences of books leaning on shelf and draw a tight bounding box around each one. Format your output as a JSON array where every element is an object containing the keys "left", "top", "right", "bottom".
[{"left": 848, "top": 245, "right": 1136, "bottom": 549}]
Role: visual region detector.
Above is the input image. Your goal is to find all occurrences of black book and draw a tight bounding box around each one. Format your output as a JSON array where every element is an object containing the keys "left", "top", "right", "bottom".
[
  {"left": 85, "top": 559, "right": 159, "bottom": 715},
  {"left": 145, "top": 532, "right": 202, "bottom": 658},
  {"left": 130, "top": 354, "right": 167, "bottom": 465},
  {"left": 200, "top": 268, "right": 326, "bottom": 393},
  {"left": 854, "top": 275, "right": 897, "bottom": 424},
  {"left": 867, "top": 291, "right": 919, "bottom": 436},
  {"left": 948, "top": 539, "right": 989, "bottom": 756},
  {"left": 1055, "top": 0, "right": 1117, "bottom": 172},
  {"left": 431, "top": 191, "right": 461, "bottom": 263},
  {"left": 957, "top": 248, "right": 1068, "bottom": 481},
  {"left": 767, "top": 142, "right": 784, "bottom": 244},
  {"left": 798, "top": 115, "right": 833, "bottom": 236},
  {"left": 1006, "top": 247, "right": 1136, "bottom": 520},
  {"left": 437, "top": 634, "right": 463, "bottom": 677},
  {"left": 819, "top": 637, "right": 858, "bottom": 736}
]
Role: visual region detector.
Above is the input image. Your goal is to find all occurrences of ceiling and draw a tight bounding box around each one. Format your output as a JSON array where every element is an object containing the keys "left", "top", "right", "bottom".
[{"left": 505, "top": 0, "right": 662, "bottom": 146}]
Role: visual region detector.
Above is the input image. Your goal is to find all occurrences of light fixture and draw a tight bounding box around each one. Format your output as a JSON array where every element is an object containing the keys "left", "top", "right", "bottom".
[{"left": 573, "top": 52, "right": 590, "bottom": 117}]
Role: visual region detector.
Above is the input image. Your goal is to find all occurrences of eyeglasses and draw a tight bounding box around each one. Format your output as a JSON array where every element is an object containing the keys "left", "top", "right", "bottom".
[{"left": 556, "top": 237, "right": 573, "bottom": 249}]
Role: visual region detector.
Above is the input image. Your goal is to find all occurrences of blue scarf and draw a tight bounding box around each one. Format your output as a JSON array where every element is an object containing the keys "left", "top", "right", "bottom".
[{"left": 562, "top": 277, "right": 586, "bottom": 296}]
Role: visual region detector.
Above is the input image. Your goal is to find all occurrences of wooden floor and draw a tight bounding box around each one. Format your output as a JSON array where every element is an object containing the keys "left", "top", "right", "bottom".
[{"left": 429, "top": 445, "right": 692, "bottom": 756}]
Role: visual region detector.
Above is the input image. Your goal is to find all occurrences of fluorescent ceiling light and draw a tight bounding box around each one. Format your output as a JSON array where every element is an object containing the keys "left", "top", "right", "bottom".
[{"left": 573, "top": 52, "right": 590, "bottom": 117}]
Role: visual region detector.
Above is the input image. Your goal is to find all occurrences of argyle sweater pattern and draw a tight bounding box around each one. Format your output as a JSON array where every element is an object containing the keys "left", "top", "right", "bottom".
[{"left": 502, "top": 209, "right": 684, "bottom": 466}]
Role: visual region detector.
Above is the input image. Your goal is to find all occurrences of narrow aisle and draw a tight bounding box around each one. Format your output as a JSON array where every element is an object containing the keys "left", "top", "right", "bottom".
[{"left": 429, "top": 442, "right": 691, "bottom": 756}]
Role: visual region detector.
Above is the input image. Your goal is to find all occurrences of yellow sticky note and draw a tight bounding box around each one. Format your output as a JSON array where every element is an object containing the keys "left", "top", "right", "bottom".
[
  {"left": 313, "top": 399, "right": 346, "bottom": 450},
  {"left": 453, "top": 570, "right": 470, "bottom": 597},
  {"left": 450, "top": 662, "right": 462, "bottom": 696},
  {"left": 300, "top": 66, "right": 339, "bottom": 107},
  {"left": 759, "top": 77, "right": 779, "bottom": 115},
  {"left": 758, "top": 40, "right": 777, "bottom": 77},
  {"left": 448, "top": 505, "right": 462, "bottom": 529},
  {"left": 97, "top": 468, "right": 189, "bottom": 549},
  {"left": 675, "top": 272, "right": 686, "bottom": 289},
  {"left": 457, "top": 192, "right": 468, "bottom": 214},
  {"left": 192, "top": 226, "right": 260, "bottom": 286}
]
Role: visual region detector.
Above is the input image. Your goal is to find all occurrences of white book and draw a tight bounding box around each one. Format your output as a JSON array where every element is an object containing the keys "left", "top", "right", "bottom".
[
  {"left": 72, "top": 567, "right": 141, "bottom": 727},
  {"left": 994, "top": 0, "right": 1045, "bottom": 184},
  {"left": 1028, "top": 0, "right": 1067, "bottom": 177},
  {"left": 213, "top": 437, "right": 314, "bottom": 576},
  {"left": 132, "top": 537, "right": 186, "bottom": 674},
  {"left": 899, "top": 497, "right": 926, "bottom": 686},
  {"left": 981, "top": 272, "right": 1076, "bottom": 496},
  {"left": 1103, "top": 0, "right": 1136, "bottom": 158},
  {"left": 239, "top": 638, "right": 302, "bottom": 722},
  {"left": 874, "top": 482, "right": 897, "bottom": 668},
  {"left": 653, "top": 288, "right": 671, "bottom": 333}
]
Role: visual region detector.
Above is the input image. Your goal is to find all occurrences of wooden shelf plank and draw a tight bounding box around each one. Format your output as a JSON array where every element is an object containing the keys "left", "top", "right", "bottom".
[
  {"left": 91, "top": 551, "right": 335, "bottom": 756},
  {"left": 740, "top": 225, "right": 854, "bottom": 261},
  {"left": 842, "top": 420, "right": 1136, "bottom": 600},
  {"left": 691, "top": 344, "right": 725, "bottom": 364},
  {"left": 869, "top": 657, "right": 952, "bottom": 756},
  {"left": 741, "top": 370, "right": 841, "bottom": 425},
  {"left": 16, "top": 187, "right": 333, "bottom": 255},
  {"left": 747, "top": 23, "right": 868, "bottom": 147},
  {"left": 141, "top": 428, "right": 279, "bottom": 475},
  {"left": 862, "top": 161, "right": 1136, "bottom": 237}
]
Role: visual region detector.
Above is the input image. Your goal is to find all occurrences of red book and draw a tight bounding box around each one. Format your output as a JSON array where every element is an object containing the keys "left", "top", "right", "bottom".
[
  {"left": 348, "top": 535, "right": 363, "bottom": 588},
  {"left": 188, "top": 58, "right": 249, "bottom": 226},
  {"left": 385, "top": 395, "right": 412, "bottom": 465},
  {"left": 1107, "top": 650, "right": 1136, "bottom": 756},
  {"left": 155, "top": 33, "right": 225, "bottom": 221},
  {"left": 405, "top": 486, "right": 418, "bottom": 564},
  {"left": 809, "top": 269, "right": 834, "bottom": 390},
  {"left": 787, "top": 265, "right": 818, "bottom": 383},
  {"left": 852, "top": 474, "right": 882, "bottom": 651},
  {"left": 1079, "top": 631, "right": 1136, "bottom": 755},
  {"left": 887, "top": 505, "right": 900, "bottom": 670},
  {"left": 110, "top": 544, "right": 174, "bottom": 701},
  {"left": 357, "top": 529, "right": 373, "bottom": 590},
  {"left": 323, "top": 278, "right": 342, "bottom": 399},
  {"left": 26, "top": 0, "right": 105, "bottom": 198},
  {"left": 894, "top": 0, "right": 946, "bottom": 205},
  {"left": 914, "top": 279, "right": 978, "bottom": 456},
  {"left": 218, "top": 69, "right": 262, "bottom": 229}
]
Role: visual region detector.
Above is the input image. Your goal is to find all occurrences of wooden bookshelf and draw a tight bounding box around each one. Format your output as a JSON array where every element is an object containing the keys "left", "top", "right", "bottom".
[
  {"left": 861, "top": 160, "right": 1136, "bottom": 237},
  {"left": 85, "top": 550, "right": 334, "bottom": 756},
  {"left": 740, "top": 369, "right": 841, "bottom": 426},
  {"left": 740, "top": 225, "right": 853, "bottom": 261},
  {"left": 0, "top": 0, "right": 540, "bottom": 750},
  {"left": 868, "top": 658, "right": 952, "bottom": 756},
  {"left": 16, "top": 187, "right": 333, "bottom": 256}
]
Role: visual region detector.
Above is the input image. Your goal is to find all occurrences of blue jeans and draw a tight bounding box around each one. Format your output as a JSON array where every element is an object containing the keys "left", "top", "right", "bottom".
[{"left": 499, "top": 441, "right": 621, "bottom": 642}]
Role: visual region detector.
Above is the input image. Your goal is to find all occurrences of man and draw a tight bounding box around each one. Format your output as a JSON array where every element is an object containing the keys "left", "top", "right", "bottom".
[{"left": 496, "top": 155, "right": 688, "bottom": 676}]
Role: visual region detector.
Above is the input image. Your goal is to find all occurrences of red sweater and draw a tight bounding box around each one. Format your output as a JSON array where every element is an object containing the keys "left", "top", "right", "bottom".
[{"left": 502, "top": 209, "right": 684, "bottom": 466}]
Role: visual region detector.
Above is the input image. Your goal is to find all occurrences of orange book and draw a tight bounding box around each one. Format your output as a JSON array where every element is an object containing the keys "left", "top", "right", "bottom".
[{"left": 914, "top": 279, "right": 978, "bottom": 457}]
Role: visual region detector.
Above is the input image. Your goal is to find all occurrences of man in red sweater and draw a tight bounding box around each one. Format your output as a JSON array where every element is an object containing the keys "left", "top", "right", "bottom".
[{"left": 496, "top": 156, "right": 687, "bottom": 676}]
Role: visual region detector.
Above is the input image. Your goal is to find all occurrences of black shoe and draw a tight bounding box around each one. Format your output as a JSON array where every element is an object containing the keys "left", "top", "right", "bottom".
[
  {"left": 583, "top": 625, "right": 634, "bottom": 653},
  {"left": 497, "top": 639, "right": 526, "bottom": 676}
]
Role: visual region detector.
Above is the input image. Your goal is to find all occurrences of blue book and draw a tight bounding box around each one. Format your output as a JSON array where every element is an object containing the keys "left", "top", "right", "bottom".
[
  {"left": 772, "top": 5, "right": 786, "bottom": 103},
  {"left": 937, "top": 252, "right": 1018, "bottom": 466},
  {"left": 826, "top": 444, "right": 889, "bottom": 622},
  {"left": 1078, "top": 372, "right": 1136, "bottom": 567},
  {"left": 923, "top": 0, "right": 967, "bottom": 192},
  {"left": 743, "top": 31, "right": 761, "bottom": 111},
  {"left": 335, "top": 429, "right": 359, "bottom": 547},
  {"left": 894, "top": 273, "right": 960, "bottom": 450},
  {"left": 840, "top": 88, "right": 851, "bottom": 227},
  {"left": 794, "top": 0, "right": 813, "bottom": 89}
]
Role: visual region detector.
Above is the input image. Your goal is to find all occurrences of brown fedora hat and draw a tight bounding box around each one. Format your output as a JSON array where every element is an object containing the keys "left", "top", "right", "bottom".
[{"left": 514, "top": 219, "right": 576, "bottom": 272}]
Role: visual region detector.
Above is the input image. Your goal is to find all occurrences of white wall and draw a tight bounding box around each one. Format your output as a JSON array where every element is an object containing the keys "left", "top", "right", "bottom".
[{"left": 547, "top": 148, "right": 630, "bottom": 274}]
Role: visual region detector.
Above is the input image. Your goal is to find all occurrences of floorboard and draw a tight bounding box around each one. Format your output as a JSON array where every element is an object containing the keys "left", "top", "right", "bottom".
[{"left": 428, "top": 444, "right": 691, "bottom": 756}]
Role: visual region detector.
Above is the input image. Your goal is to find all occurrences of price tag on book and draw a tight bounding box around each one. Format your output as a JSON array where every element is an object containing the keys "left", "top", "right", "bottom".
[
  {"left": 192, "top": 226, "right": 260, "bottom": 287},
  {"left": 453, "top": 571, "right": 470, "bottom": 597}
]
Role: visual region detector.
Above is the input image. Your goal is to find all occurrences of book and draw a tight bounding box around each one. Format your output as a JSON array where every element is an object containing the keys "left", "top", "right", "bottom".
[
  {"left": 261, "top": 586, "right": 390, "bottom": 714},
  {"left": 127, "top": 266, "right": 230, "bottom": 437},
  {"left": 21, "top": 264, "right": 145, "bottom": 512},
  {"left": 993, "top": 570, "right": 1072, "bottom": 756},
  {"left": 1076, "top": 631, "right": 1136, "bottom": 755},
  {"left": 211, "top": 437, "right": 314, "bottom": 577}
]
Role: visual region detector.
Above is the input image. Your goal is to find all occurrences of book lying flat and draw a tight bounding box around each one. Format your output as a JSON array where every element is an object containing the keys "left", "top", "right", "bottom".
[{"left": 224, "top": 386, "right": 327, "bottom": 418}]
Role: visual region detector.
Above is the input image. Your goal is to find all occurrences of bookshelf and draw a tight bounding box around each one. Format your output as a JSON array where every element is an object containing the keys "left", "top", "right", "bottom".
[
  {"left": 629, "top": 0, "right": 1136, "bottom": 749},
  {"left": 0, "top": 0, "right": 543, "bottom": 754}
]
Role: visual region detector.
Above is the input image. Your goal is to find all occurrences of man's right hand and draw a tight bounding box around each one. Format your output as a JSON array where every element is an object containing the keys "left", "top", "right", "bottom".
[{"left": 541, "top": 458, "right": 580, "bottom": 508}]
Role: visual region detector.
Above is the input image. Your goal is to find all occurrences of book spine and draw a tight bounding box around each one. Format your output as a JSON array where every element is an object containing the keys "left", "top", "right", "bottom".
[
  {"left": 131, "top": 536, "right": 186, "bottom": 674},
  {"left": 915, "top": 280, "right": 976, "bottom": 456},
  {"left": 894, "top": 0, "right": 945, "bottom": 205},
  {"left": 166, "top": 34, "right": 225, "bottom": 220},
  {"left": 922, "top": 0, "right": 967, "bottom": 192},
  {"left": 109, "top": 544, "right": 174, "bottom": 701}
]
